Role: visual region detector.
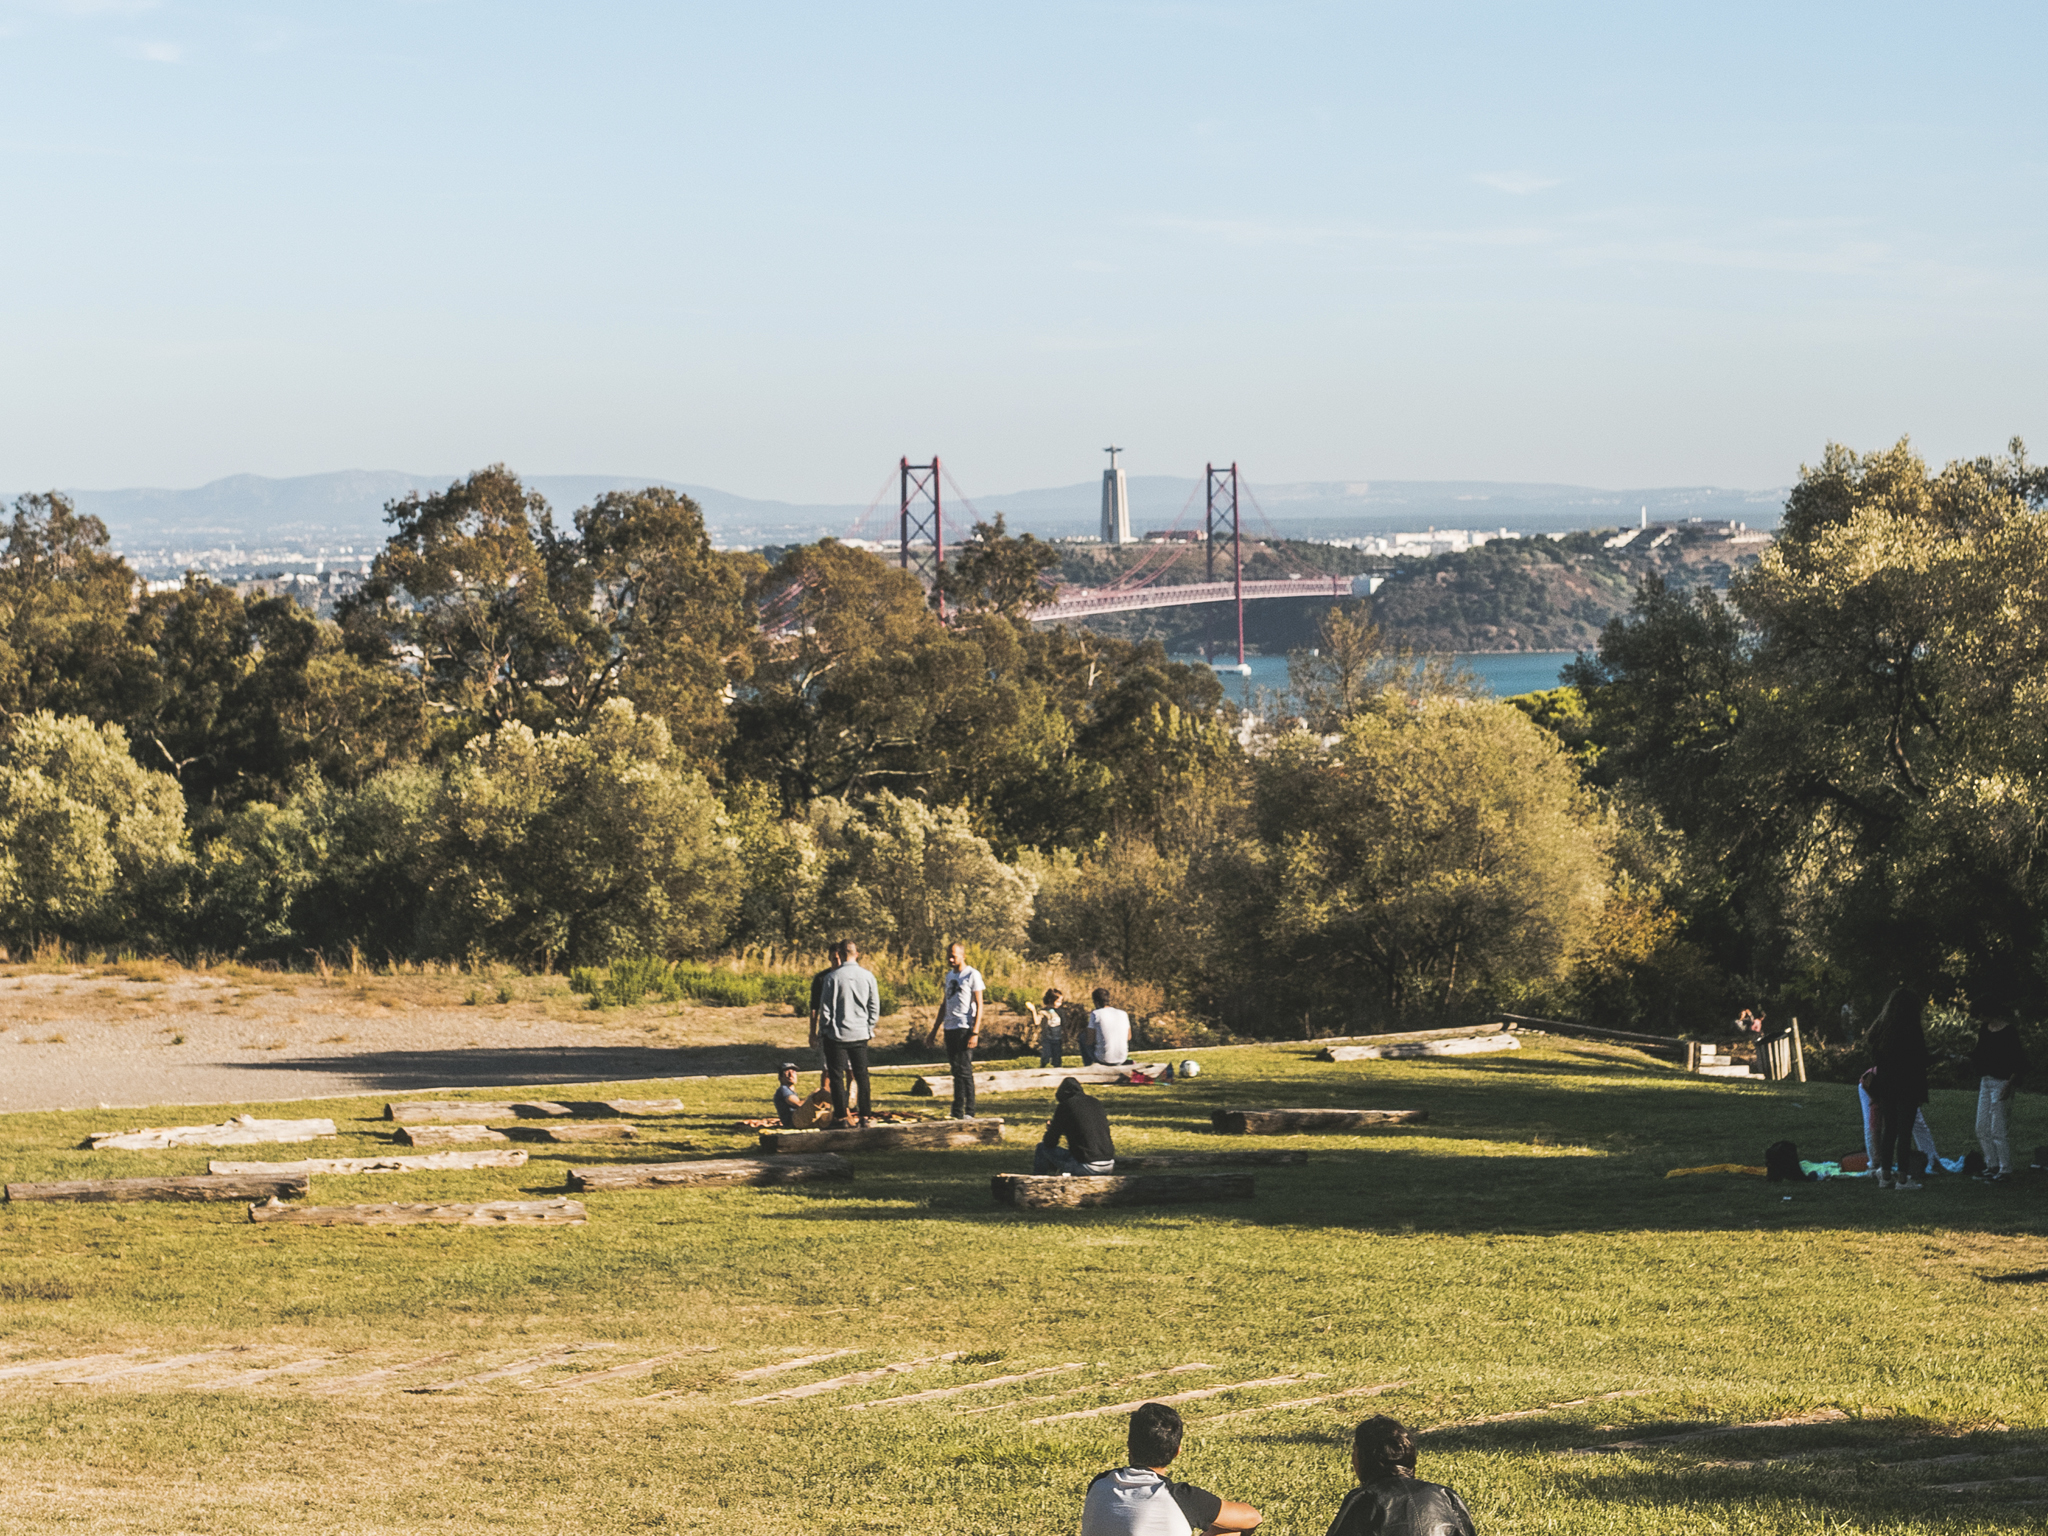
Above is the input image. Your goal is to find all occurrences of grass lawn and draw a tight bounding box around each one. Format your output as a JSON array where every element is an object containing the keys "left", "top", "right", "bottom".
[{"left": 0, "top": 1032, "right": 2043, "bottom": 1534}]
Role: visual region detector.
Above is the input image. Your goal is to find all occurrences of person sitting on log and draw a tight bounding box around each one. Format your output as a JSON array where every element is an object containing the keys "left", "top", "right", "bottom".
[
  {"left": 1322, "top": 1414, "right": 1477, "bottom": 1536},
  {"left": 773, "top": 1063, "right": 805, "bottom": 1129},
  {"left": 1036, "top": 1076, "right": 1117, "bottom": 1176},
  {"left": 1082, "top": 1402, "right": 1261, "bottom": 1536}
]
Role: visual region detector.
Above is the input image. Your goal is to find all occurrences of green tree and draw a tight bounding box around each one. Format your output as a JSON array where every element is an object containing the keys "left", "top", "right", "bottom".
[
  {"left": 0, "top": 713, "right": 189, "bottom": 948},
  {"left": 420, "top": 699, "right": 740, "bottom": 965},
  {"left": 812, "top": 790, "right": 1036, "bottom": 956},
  {"left": 938, "top": 514, "right": 1062, "bottom": 621},
  {"left": 1231, "top": 699, "right": 1611, "bottom": 1028},
  {"left": 0, "top": 494, "right": 150, "bottom": 725}
]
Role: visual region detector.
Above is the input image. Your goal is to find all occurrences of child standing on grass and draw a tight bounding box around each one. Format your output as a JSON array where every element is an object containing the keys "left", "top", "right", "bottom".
[
  {"left": 1323, "top": 1415, "right": 1478, "bottom": 1536},
  {"left": 1969, "top": 1016, "right": 2027, "bottom": 1182},
  {"left": 1034, "top": 988, "right": 1067, "bottom": 1068}
]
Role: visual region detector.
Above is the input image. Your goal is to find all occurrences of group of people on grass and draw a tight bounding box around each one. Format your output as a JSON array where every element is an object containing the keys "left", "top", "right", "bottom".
[
  {"left": 1859, "top": 987, "right": 2028, "bottom": 1189},
  {"left": 774, "top": 939, "right": 1137, "bottom": 1129},
  {"left": 1084, "top": 1403, "right": 1477, "bottom": 1536}
]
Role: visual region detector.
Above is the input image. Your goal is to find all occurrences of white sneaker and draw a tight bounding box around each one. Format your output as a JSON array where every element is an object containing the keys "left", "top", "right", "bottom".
[
  {"left": 1894, "top": 1176, "right": 1923, "bottom": 1190},
  {"left": 1876, "top": 1172, "right": 1893, "bottom": 1189}
]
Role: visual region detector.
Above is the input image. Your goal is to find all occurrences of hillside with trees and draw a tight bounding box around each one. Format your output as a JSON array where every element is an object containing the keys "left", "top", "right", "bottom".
[{"left": 3, "top": 438, "right": 2037, "bottom": 1047}]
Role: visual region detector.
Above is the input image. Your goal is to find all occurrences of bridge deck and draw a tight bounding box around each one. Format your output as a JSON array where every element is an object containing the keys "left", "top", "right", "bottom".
[{"left": 1032, "top": 576, "right": 1366, "bottom": 622}]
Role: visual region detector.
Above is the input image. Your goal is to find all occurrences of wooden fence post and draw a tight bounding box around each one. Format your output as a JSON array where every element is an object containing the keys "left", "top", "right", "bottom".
[{"left": 1791, "top": 1019, "right": 1807, "bottom": 1083}]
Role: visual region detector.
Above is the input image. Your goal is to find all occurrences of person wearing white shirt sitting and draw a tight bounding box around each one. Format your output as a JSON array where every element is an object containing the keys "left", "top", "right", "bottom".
[
  {"left": 1088, "top": 987, "right": 1132, "bottom": 1067},
  {"left": 1081, "top": 1403, "right": 1260, "bottom": 1536}
]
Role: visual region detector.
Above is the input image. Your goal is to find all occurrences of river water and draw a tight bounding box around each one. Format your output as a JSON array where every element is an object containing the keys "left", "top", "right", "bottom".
[{"left": 1172, "top": 650, "right": 1579, "bottom": 706}]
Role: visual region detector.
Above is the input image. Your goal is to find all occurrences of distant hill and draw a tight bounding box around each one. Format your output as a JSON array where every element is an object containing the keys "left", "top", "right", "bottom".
[{"left": 7, "top": 468, "right": 1786, "bottom": 554}]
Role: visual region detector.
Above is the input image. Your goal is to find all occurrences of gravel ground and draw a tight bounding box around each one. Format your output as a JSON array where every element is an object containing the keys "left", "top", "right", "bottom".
[{"left": 0, "top": 969, "right": 830, "bottom": 1114}]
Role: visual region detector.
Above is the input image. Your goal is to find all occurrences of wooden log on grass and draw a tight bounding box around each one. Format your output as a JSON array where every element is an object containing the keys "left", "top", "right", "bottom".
[
  {"left": 908, "top": 1065, "right": 1156, "bottom": 1097},
  {"left": 1321, "top": 1035, "right": 1521, "bottom": 1062},
  {"left": 758, "top": 1119, "right": 1003, "bottom": 1154},
  {"left": 209, "top": 1150, "right": 529, "bottom": 1176},
  {"left": 1113, "top": 1149, "right": 1306, "bottom": 1170},
  {"left": 992, "top": 1172, "right": 1253, "bottom": 1209},
  {"left": 1211, "top": 1107, "right": 1426, "bottom": 1135},
  {"left": 386, "top": 1101, "right": 571, "bottom": 1123},
  {"left": 1307, "top": 1023, "right": 1506, "bottom": 1049},
  {"left": 568, "top": 1154, "right": 852, "bottom": 1190},
  {"left": 397, "top": 1125, "right": 512, "bottom": 1147},
  {"left": 248, "top": 1197, "right": 586, "bottom": 1227},
  {"left": 7, "top": 1172, "right": 309, "bottom": 1204},
  {"left": 499, "top": 1123, "right": 638, "bottom": 1144}
]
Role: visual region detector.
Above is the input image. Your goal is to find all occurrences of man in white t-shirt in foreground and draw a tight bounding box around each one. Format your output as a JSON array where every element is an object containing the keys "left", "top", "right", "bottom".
[
  {"left": 1082, "top": 1402, "right": 1261, "bottom": 1536},
  {"left": 1088, "top": 987, "right": 1132, "bottom": 1067}
]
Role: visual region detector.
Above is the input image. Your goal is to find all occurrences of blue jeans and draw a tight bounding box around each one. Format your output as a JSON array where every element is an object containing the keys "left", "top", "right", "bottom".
[{"left": 1034, "top": 1144, "right": 1112, "bottom": 1176}]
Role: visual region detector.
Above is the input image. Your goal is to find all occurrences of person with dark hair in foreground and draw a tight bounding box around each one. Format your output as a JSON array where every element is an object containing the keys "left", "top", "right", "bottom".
[
  {"left": 1082, "top": 1403, "right": 1261, "bottom": 1536},
  {"left": 1035, "top": 1077, "right": 1116, "bottom": 1175},
  {"left": 1324, "top": 1415, "right": 1477, "bottom": 1536}
]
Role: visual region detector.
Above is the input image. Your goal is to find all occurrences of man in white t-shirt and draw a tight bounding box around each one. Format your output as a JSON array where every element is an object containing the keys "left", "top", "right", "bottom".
[
  {"left": 1081, "top": 1402, "right": 1261, "bottom": 1536},
  {"left": 931, "top": 941, "right": 984, "bottom": 1119},
  {"left": 1088, "top": 987, "right": 1132, "bottom": 1067}
]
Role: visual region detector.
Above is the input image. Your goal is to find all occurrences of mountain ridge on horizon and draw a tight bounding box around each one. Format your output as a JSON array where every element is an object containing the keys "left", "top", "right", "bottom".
[{"left": 11, "top": 467, "right": 1789, "bottom": 549}]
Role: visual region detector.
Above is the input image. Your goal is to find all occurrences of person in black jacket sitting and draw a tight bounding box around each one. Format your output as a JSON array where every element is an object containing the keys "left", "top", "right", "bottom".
[
  {"left": 1324, "top": 1415, "right": 1477, "bottom": 1536},
  {"left": 1035, "top": 1077, "right": 1116, "bottom": 1175}
]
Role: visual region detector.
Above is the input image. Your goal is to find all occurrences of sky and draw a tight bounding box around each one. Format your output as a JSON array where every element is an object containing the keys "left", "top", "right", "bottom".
[{"left": 1, "top": 1, "right": 2043, "bottom": 502}]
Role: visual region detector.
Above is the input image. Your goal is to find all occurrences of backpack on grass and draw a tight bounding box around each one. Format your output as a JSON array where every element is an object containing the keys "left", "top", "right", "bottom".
[{"left": 1764, "top": 1141, "right": 1813, "bottom": 1182}]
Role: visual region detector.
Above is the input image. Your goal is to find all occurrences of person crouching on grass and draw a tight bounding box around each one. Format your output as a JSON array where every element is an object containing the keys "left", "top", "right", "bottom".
[
  {"left": 1082, "top": 1403, "right": 1261, "bottom": 1536},
  {"left": 1323, "top": 1415, "right": 1477, "bottom": 1536}
]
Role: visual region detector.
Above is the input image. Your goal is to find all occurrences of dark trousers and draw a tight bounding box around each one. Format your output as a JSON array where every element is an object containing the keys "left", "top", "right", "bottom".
[
  {"left": 823, "top": 1039, "right": 872, "bottom": 1122},
  {"left": 945, "top": 1031, "right": 976, "bottom": 1118},
  {"left": 1039, "top": 1026, "right": 1064, "bottom": 1068},
  {"left": 1876, "top": 1096, "right": 1918, "bottom": 1175}
]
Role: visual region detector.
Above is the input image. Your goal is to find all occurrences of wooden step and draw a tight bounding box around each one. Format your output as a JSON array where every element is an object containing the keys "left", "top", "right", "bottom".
[
  {"left": 993, "top": 1172, "right": 1255, "bottom": 1209},
  {"left": 499, "top": 1123, "right": 639, "bottom": 1144},
  {"left": 758, "top": 1119, "right": 1004, "bottom": 1154},
  {"left": 397, "top": 1125, "right": 512, "bottom": 1147},
  {"left": 1322, "top": 1036, "right": 1521, "bottom": 1062},
  {"left": 1211, "top": 1108, "right": 1426, "bottom": 1135},
  {"left": 248, "top": 1197, "right": 586, "bottom": 1227},
  {"left": 209, "top": 1150, "right": 528, "bottom": 1176},
  {"left": 909, "top": 1065, "right": 1144, "bottom": 1097},
  {"left": 6, "top": 1173, "right": 309, "bottom": 1204},
  {"left": 387, "top": 1101, "right": 572, "bottom": 1124},
  {"left": 569, "top": 1155, "right": 852, "bottom": 1190},
  {"left": 1114, "top": 1149, "right": 1307, "bottom": 1170}
]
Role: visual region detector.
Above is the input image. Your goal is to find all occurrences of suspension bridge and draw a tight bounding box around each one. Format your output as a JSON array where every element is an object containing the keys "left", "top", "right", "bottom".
[{"left": 852, "top": 452, "right": 1371, "bottom": 665}]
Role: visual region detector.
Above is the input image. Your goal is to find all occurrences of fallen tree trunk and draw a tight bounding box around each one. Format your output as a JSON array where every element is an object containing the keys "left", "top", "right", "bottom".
[
  {"left": 248, "top": 1197, "right": 586, "bottom": 1227},
  {"left": 209, "top": 1150, "right": 528, "bottom": 1175},
  {"left": 397, "top": 1125, "right": 512, "bottom": 1147},
  {"left": 1305, "top": 1023, "right": 1506, "bottom": 1049},
  {"left": 1321, "top": 1036, "right": 1521, "bottom": 1062},
  {"left": 1495, "top": 1014, "right": 1693, "bottom": 1052},
  {"left": 87, "top": 1116, "right": 336, "bottom": 1151},
  {"left": 758, "top": 1119, "right": 1004, "bottom": 1154},
  {"left": 909, "top": 1066, "right": 1147, "bottom": 1097},
  {"left": 568, "top": 1155, "right": 852, "bottom": 1190},
  {"left": 1211, "top": 1108, "right": 1426, "bottom": 1135},
  {"left": 992, "top": 1172, "right": 1254, "bottom": 1209},
  {"left": 386, "top": 1102, "right": 572, "bottom": 1123},
  {"left": 578, "top": 1099, "right": 685, "bottom": 1117},
  {"left": 500, "top": 1123, "right": 638, "bottom": 1144},
  {"left": 1113, "top": 1149, "right": 1306, "bottom": 1170},
  {"left": 7, "top": 1173, "right": 309, "bottom": 1204}
]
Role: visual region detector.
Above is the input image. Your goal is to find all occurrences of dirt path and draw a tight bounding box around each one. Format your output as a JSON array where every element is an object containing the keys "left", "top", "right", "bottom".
[{"left": 0, "top": 966, "right": 857, "bottom": 1113}]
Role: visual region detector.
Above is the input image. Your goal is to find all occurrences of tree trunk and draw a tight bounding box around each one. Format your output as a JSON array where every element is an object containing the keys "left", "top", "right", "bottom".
[
  {"left": 500, "top": 1123, "right": 639, "bottom": 1144},
  {"left": 568, "top": 1155, "right": 852, "bottom": 1190},
  {"left": 1210, "top": 1108, "right": 1426, "bottom": 1135},
  {"left": 397, "top": 1126, "right": 512, "bottom": 1147},
  {"left": 386, "top": 1102, "right": 572, "bottom": 1124},
  {"left": 247, "top": 1197, "right": 586, "bottom": 1227},
  {"left": 208, "top": 1151, "right": 528, "bottom": 1175},
  {"left": 991, "top": 1172, "right": 1254, "bottom": 1209},
  {"left": 7, "top": 1173, "right": 309, "bottom": 1204},
  {"left": 757, "top": 1119, "right": 1003, "bottom": 1154}
]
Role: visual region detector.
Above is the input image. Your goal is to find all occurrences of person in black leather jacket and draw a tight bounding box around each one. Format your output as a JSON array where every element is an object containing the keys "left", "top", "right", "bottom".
[{"left": 1323, "top": 1415, "right": 1477, "bottom": 1536}]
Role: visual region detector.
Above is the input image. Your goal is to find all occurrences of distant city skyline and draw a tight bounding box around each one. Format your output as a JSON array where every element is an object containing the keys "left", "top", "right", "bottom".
[{"left": 1, "top": 2, "right": 2041, "bottom": 500}]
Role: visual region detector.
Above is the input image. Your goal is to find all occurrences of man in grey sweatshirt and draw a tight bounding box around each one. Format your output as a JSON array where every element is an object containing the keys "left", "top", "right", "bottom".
[{"left": 818, "top": 939, "right": 882, "bottom": 1127}]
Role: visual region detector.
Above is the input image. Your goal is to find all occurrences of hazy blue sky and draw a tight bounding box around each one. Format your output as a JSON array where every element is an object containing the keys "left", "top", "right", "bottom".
[{"left": 2, "top": 1, "right": 2042, "bottom": 501}]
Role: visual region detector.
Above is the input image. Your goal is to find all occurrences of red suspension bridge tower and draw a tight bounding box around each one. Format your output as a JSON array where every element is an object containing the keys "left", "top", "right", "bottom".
[
  {"left": 899, "top": 456, "right": 944, "bottom": 617},
  {"left": 1205, "top": 462, "right": 1245, "bottom": 666}
]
